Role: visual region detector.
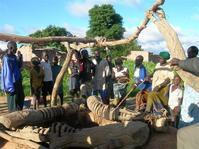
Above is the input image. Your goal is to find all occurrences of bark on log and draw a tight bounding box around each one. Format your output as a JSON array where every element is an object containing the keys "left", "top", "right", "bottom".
[
  {"left": 51, "top": 45, "right": 74, "bottom": 106},
  {"left": 154, "top": 18, "right": 199, "bottom": 92},
  {"left": 0, "top": 0, "right": 165, "bottom": 48},
  {"left": 49, "top": 121, "right": 149, "bottom": 149},
  {"left": 87, "top": 96, "right": 142, "bottom": 121},
  {"left": 87, "top": 112, "right": 117, "bottom": 126},
  {"left": 0, "top": 103, "right": 79, "bottom": 129}
]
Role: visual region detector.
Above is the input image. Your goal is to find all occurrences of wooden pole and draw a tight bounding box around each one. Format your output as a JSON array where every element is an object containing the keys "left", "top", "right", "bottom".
[
  {"left": 51, "top": 43, "right": 74, "bottom": 106},
  {"left": 153, "top": 16, "right": 199, "bottom": 92}
]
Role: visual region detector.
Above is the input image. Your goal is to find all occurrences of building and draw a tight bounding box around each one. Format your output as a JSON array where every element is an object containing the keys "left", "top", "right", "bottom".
[
  {"left": 126, "top": 51, "right": 159, "bottom": 63},
  {"left": 17, "top": 45, "right": 67, "bottom": 65}
]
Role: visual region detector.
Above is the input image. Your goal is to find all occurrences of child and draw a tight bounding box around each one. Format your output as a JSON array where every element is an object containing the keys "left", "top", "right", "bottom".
[
  {"left": 30, "top": 57, "right": 44, "bottom": 109},
  {"left": 168, "top": 75, "right": 183, "bottom": 127}
]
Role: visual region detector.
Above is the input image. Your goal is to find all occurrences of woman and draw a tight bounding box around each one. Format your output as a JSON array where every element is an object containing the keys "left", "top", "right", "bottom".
[{"left": 112, "top": 58, "right": 129, "bottom": 106}]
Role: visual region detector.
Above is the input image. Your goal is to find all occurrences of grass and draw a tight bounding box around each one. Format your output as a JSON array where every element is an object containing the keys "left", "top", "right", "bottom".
[{"left": 0, "top": 60, "right": 156, "bottom": 97}]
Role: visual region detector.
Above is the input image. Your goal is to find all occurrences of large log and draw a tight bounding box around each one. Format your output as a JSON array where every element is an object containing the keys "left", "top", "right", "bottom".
[
  {"left": 49, "top": 121, "right": 150, "bottom": 149},
  {"left": 153, "top": 16, "right": 199, "bottom": 92},
  {"left": 0, "top": 103, "right": 79, "bottom": 129}
]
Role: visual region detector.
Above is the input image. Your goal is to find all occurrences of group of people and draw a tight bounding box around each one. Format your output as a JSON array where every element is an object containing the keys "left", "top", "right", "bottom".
[
  {"left": 0, "top": 41, "right": 63, "bottom": 111},
  {"left": 133, "top": 46, "right": 199, "bottom": 130},
  {"left": 1, "top": 41, "right": 199, "bottom": 138},
  {"left": 68, "top": 49, "right": 130, "bottom": 106}
]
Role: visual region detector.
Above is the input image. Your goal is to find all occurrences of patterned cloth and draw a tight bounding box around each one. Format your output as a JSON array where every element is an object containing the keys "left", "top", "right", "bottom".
[{"left": 178, "top": 84, "right": 199, "bottom": 128}]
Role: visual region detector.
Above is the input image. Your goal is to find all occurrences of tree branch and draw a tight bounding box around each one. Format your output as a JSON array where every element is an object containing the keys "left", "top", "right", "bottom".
[{"left": 51, "top": 44, "right": 74, "bottom": 106}]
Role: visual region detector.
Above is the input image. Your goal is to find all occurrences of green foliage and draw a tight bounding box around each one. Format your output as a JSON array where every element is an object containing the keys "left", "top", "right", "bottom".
[
  {"left": 29, "top": 25, "right": 72, "bottom": 51},
  {"left": 87, "top": 4, "right": 124, "bottom": 40},
  {"left": 87, "top": 4, "right": 142, "bottom": 58}
]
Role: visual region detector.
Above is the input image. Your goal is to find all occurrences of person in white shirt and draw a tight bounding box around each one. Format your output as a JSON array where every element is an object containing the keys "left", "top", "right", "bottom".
[
  {"left": 40, "top": 53, "right": 53, "bottom": 107},
  {"left": 168, "top": 75, "right": 183, "bottom": 127},
  {"left": 112, "top": 58, "right": 129, "bottom": 106}
]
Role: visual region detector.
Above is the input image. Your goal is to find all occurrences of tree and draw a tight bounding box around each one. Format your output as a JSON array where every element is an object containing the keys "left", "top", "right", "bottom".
[
  {"left": 87, "top": 4, "right": 124, "bottom": 40},
  {"left": 87, "top": 4, "right": 142, "bottom": 58},
  {"left": 30, "top": 25, "right": 72, "bottom": 51}
]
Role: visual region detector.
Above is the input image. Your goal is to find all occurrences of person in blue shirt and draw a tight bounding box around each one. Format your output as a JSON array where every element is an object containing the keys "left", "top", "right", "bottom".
[
  {"left": 1, "top": 41, "right": 24, "bottom": 112},
  {"left": 134, "top": 55, "right": 151, "bottom": 91},
  {"left": 134, "top": 55, "right": 151, "bottom": 111}
]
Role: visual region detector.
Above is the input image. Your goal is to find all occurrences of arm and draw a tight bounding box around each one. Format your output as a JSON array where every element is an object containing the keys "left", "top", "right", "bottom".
[
  {"left": 171, "top": 57, "right": 199, "bottom": 76},
  {"left": 153, "top": 77, "right": 170, "bottom": 91},
  {"left": 178, "top": 58, "right": 199, "bottom": 76}
]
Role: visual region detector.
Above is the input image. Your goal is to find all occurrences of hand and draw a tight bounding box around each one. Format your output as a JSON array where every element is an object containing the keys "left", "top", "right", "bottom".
[
  {"left": 170, "top": 58, "right": 180, "bottom": 66},
  {"left": 173, "top": 106, "right": 180, "bottom": 116},
  {"left": 164, "top": 78, "right": 170, "bottom": 84},
  {"left": 144, "top": 76, "right": 152, "bottom": 82},
  {"left": 153, "top": 86, "right": 160, "bottom": 92}
]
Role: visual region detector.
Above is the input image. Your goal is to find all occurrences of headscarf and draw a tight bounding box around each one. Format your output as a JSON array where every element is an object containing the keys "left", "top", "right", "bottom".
[{"left": 159, "top": 51, "right": 170, "bottom": 60}]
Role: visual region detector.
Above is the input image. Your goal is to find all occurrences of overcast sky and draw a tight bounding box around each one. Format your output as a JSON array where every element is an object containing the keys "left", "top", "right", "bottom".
[{"left": 0, "top": 0, "right": 199, "bottom": 54}]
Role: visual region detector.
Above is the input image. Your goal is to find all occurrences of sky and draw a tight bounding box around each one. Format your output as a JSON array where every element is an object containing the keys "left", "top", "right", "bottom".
[{"left": 0, "top": 0, "right": 199, "bottom": 54}]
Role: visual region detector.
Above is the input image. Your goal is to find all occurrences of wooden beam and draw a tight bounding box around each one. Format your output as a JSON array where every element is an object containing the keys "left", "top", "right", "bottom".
[{"left": 153, "top": 14, "right": 199, "bottom": 92}]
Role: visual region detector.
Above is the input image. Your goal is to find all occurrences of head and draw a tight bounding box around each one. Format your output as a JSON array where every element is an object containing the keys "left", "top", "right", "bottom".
[
  {"left": 74, "top": 50, "right": 81, "bottom": 60},
  {"left": 159, "top": 51, "right": 170, "bottom": 65},
  {"left": 187, "top": 46, "right": 198, "bottom": 58},
  {"left": 17, "top": 50, "right": 21, "bottom": 55},
  {"left": 31, "top": 57, "right": 40, "bottom": 66},
  {"left": 7, "top": 41, "right": 17, "bottom": 54},
  {"left": 106, "top": 55, "right": 112, "bottom": 62},
  {"left": 135, "top": 55, "right": 144, "bottom": 67},
  {"left": 94, "top": 51, "right": 100, "bottom": 59},
  {"left": 115, "top": 58, "right": 123, "bottom": 70},
  {"left": 53, "top": 56, "right": 59, "bottom": 65},
  {"left": 80, "top": 49, "right": 89, "bottom": 59},
  {"left": 173, "top": 75, "right": 181, "bottom": 86},
  {"left": 43, "top": 53, "right": 49, "bottom": 62}
]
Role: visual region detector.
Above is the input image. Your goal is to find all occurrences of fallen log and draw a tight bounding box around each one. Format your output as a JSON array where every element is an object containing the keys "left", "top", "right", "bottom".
[
  {"left": 49, "top": 121, "right": 149, "bottom": 149},
  {"left": 0, "top": 103, "right": 79, "bottom": 129}
]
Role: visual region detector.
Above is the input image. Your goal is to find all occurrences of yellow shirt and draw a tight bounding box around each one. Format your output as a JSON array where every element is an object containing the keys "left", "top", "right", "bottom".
[
  {"left": 30, "top": 67, "right": 44, "bottom": 89},
  {"left": 152, "top": 63, "right": 174, "bottom": 89}
]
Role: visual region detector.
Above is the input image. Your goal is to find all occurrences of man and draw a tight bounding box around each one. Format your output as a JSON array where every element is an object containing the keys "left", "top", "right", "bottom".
[
  {"left": 1, "top": 41, "right": 25, "bottom": 112},
  {"left": 134, "top": 55, "right": 151, "bottom": 91},
  {"left": 170, "top": 46, "right": 199, "bottom": 149},
  {"left": 40, "top": 53, "right": 53, "bottom": 107},
  {"left": 171, "top": 46, "right": 199, "bottom": 128},
  {"left": 134, "top": 55, "right": 151, "bottom": 111},
  {"left": 92, "top": 55, "right": 111, "bottom": 104},
  {"left": 51, "top": 56, "right": 63, "bottom": 105},
  {"left": 145, "top": 51, "right": 174, "bottom": 113}
]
